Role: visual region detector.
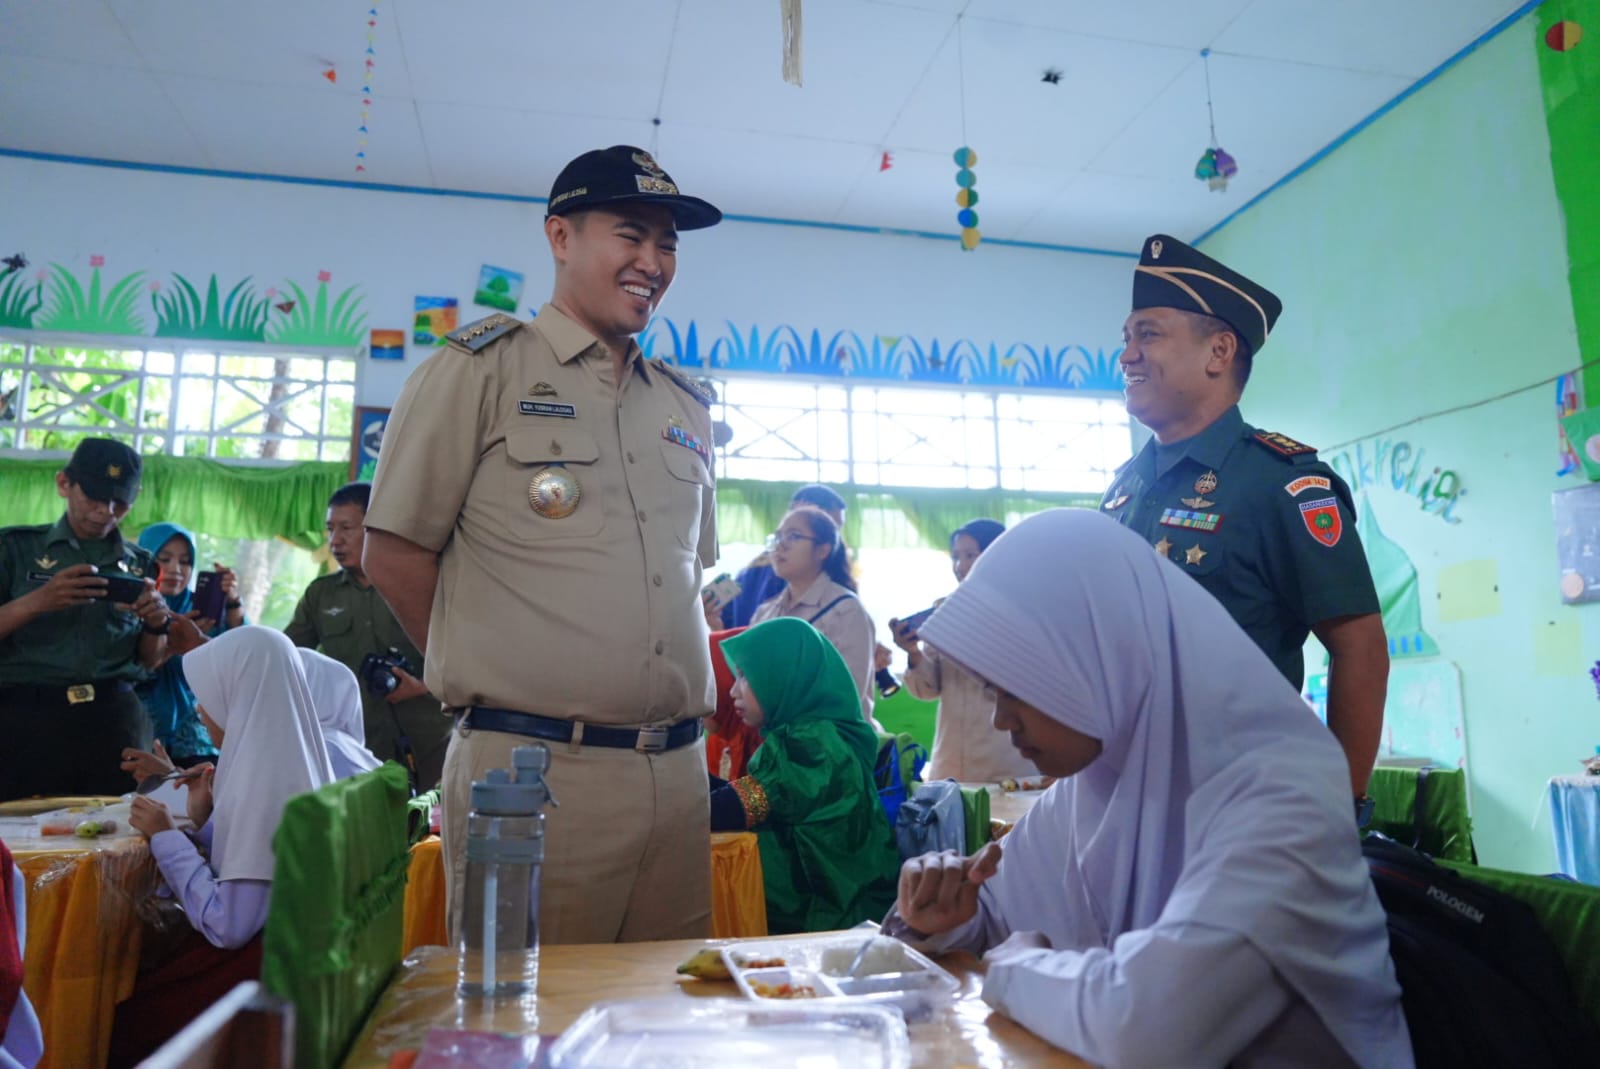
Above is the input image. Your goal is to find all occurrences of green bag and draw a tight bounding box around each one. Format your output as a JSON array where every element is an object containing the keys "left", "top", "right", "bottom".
[
  {"left": 958, "top": 786, "right": 991, "bottom": 855},
  {"left": 1368, "top": 765, "right": 1475, "bottom": 863},
  {"left": 261, "top": 762, "right": 411, "bottom": 1069}
]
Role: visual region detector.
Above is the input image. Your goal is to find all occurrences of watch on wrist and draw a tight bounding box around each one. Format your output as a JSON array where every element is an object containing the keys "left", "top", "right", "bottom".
[
  {"left": 142, "top": 616, "right": 172, "bottom": 636},
  {"left": 225, "top": 599, "right": 243, "bottom": 610},
  {"left": 1355, "top": 794, "right": 1375, "bottom": 829}
]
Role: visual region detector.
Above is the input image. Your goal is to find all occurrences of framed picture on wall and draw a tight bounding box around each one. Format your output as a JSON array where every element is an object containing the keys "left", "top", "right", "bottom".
[{"left": 351, "top": 406, "right": 390, "bottom": 482}]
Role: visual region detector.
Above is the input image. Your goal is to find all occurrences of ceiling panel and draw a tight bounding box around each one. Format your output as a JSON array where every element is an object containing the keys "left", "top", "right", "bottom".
[{"left": 0, "top": 0, "right": 1533, "bottom": 253}]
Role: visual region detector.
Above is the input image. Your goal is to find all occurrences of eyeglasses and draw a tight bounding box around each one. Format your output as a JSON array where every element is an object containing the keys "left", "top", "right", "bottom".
[{"left": 765, "top": 531, "right": 818, "bottom": 550}]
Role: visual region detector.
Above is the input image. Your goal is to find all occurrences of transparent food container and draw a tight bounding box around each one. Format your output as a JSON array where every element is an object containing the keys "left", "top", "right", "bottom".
[
  {"left": 721, "top": 935, "right": 960, "bottom": 1023},
  {"left": 547, "top": 997, "right": 910, "bottom": 1069}
]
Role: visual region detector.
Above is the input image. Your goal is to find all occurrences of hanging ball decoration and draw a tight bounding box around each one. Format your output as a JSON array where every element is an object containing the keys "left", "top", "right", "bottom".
[
  {"left": 954, "top": 146, "right": 980, "bottom": 250},
  {"left": 1193, "top": 146, "right": 1239, "bottom": 192},
  {"left": 1546, "top": 21, "right": 1583, "bottom": 51}
]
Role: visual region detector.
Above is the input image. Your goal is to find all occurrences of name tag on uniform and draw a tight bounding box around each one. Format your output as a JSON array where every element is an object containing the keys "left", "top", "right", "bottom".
[
  {"left": 26, "top": 570, "right": 53, "bottom": 583},
  {"left": 519, "top": 400, "right": 577, "bottom": 419}
]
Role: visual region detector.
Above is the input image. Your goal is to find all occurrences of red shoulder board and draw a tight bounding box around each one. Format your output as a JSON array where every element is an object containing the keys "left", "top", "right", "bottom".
[{"left": 1252, "top": 430, "right": 1316, "bottom": 458}]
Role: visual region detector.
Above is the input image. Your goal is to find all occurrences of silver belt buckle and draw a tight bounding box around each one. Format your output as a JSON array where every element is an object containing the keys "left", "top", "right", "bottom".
[{"left": 635, "top": 725, "right": 669, "bottom": 753}]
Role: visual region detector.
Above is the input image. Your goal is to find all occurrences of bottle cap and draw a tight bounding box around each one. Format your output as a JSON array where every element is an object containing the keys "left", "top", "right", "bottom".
[{"left": 470, "top": 743, "right": 556, "bottom": 815}]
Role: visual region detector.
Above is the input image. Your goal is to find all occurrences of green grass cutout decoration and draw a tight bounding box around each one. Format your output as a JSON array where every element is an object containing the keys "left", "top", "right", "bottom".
[
  {"left": 153, "top": 273, "right": 269, "bottom": 341},
  {"left": 36, "top": 264, "right": 146, "bottom": 335},
  {"left": 266, "top": 278, "right": 367, "bottom": 347},
  {"left": 0, "top": 268, "right": 43, "bottom": 329}
]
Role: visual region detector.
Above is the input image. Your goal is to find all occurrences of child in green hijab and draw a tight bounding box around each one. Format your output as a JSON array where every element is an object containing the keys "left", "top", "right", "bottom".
[{"left": 712, "top": 617, "right": 900, "bottom": 933}]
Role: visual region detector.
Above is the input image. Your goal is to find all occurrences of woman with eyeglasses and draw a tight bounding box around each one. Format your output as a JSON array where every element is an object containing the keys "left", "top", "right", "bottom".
[{"left": 750, "top": 506, "right": 876, "bottom": 720}]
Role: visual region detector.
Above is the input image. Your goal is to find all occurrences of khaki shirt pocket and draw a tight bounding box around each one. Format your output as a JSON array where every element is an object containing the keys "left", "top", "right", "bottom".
[
  {"left": 658, "top": 438, "right": 710, "bottom": 550},
  {"left": 504, "top": 426, "right": 605, "bottom": 539}
]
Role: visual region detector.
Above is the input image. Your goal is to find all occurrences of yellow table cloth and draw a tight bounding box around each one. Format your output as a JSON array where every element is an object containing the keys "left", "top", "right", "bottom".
[
  {"left": 12, "top": 833, "right": 159, "bottom": 1069},
  {"left": 400, "top": 830, "right": 767, "bottom": 954}
]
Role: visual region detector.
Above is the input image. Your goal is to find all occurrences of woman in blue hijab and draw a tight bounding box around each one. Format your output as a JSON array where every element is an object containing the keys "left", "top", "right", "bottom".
[{"left": 125, "top": 523, "right": 245, "bottom": 768}]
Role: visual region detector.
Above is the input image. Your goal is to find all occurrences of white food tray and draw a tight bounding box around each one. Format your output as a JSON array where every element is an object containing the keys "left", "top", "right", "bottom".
[{"left": 720, "top": 933, "right": 960, "bottom": 1022}]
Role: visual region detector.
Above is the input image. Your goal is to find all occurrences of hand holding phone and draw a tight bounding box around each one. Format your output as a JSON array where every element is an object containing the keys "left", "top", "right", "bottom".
[
  {"left": 897, "top": 606, "right": 936, "bottom": 635},
  {"left": 101, "top": 571, "right": 150, "bottom": 604},
  {"left": 192, "top": 569, "right": 227, "bottom": 622}
]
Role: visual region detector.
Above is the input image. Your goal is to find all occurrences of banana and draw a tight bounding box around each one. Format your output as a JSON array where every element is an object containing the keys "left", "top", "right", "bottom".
[{"left": 675, "top": 946, "right": 732, "bottom": 981}]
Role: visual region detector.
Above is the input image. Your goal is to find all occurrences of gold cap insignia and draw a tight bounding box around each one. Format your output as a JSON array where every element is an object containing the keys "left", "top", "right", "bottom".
[
  {"left": 107, "top": 463, "right": 122, "bottom": 477},
  {"left": 632, "top": 150, "right": 666, "bottom": 178},
  {"left": 635, "top": 175, "right": 679, "bottom": 196}
]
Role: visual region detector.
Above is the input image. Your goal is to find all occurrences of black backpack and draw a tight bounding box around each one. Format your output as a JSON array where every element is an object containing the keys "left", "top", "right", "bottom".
[{"left": 1362, "top": 834, "right": 1596, "bottom": 1067}]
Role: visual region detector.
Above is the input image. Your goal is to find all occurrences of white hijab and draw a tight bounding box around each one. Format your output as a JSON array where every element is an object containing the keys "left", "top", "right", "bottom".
[
  {"left": 184, "top": 627, "right": 337, "bottom": 882},
  {"left": 296, "top": 648, "right": 383, "bottom": 779},
  {"left": 918, "top": 508, "right": 1405, "bottom": 1068}
]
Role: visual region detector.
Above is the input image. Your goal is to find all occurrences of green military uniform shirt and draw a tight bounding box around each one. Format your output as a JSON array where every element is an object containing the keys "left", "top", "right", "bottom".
[
  {"left": 0, "top": 516, "right": 154, "bottom": 686},
  {"left": 284, "top": 567, "right": 448, "bottom": 786},
  {"left": 1100, "top": 406, "right": 1379, "bottom": 689}
]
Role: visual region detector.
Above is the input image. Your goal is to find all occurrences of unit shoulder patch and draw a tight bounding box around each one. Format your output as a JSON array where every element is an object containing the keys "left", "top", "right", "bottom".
[
  {"left": 652, "top": 359, "right": 715, "bottom": 408},
  {"left": 1251, "top": 429, "right": 1317, "bottom": 460},
  {"left": 446, "top": 313, "right": 523, "bottom": 353}
]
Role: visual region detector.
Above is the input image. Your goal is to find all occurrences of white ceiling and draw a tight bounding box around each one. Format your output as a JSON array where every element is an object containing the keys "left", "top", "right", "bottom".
[{"left": 1, "top": 0, "right": 1526, "bottom": 252}]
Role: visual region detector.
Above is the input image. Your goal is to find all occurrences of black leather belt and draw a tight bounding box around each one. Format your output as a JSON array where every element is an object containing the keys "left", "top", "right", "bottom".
[{"left": 465, "top": 706, "right": 701, "bottom": 753}]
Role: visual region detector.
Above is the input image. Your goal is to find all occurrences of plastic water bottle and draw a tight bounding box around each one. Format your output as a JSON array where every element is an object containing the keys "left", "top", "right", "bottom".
[{"left": 458, "top": 744, "right": 556, "bottom": 998}]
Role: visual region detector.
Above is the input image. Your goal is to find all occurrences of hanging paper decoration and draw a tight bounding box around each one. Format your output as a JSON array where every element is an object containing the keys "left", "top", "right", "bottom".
[
  {"left": 323, "top": 67, "right": 337, "bottom": 84},
  {"left": 1546, "top": 20, "right": 1583, "bottom": 51},
  {"left": 355, "top": 3, "right": 378, "bottom": 173},
  {"left": 879, "top": 151, "right": 893, "bottom": 172},
  {"left": 954, "top": 147, "right": 980, "bottom": 250},
  {"left": 780, "top": 0, "right": 803, "bottom": 86},
  {"left": 1192, "top": 49, "right": 1238, "bottom": 193}
]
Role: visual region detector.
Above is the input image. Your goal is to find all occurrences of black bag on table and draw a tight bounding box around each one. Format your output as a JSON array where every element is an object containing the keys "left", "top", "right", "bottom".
[{"left": 1362, "top": 833, "right": 1596, "bottom": 1068}]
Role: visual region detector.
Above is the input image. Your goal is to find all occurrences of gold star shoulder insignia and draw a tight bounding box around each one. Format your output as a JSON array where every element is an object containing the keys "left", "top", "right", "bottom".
[
  {"left": 35, "top": 555, "right": 57, "bottom": 569},
  {"left": 1185, "top": 544, "right": 1208, "bottom": 565},
  {"left": 1153, "top": 537, "right": 1173, "bottom": 558}
]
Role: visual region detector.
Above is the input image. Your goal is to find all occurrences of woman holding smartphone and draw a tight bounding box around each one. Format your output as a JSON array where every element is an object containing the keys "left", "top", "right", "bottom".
[{"left": 121, "top": 522, "right": 245, "bottom": 772}]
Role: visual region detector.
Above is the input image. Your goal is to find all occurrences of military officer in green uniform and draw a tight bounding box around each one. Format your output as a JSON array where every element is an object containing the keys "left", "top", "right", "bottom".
[
  {"left": 285, "top": 481, "right": 447, "bottom": 790},
  {"left": 0, "top": 438, "right": 172, "bottom": 799},
  {"left": 1101, "top": 235, "right": 1389, "bottom": 814}
]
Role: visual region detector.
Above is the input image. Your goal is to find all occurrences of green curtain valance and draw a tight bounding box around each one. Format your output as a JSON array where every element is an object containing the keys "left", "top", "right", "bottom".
[
  {"left": 0, "top": 454, "right": 346, "bottom": 548},
  {"left": 714, "top": 478, "right": 1101, "bottom": 551},
  {"left": 0, "top": 455, "right": 1101, "bottom": 553}
]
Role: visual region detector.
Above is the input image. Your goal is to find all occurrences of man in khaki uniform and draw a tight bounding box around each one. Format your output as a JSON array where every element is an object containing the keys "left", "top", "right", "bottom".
[{"left": 363, "top": 145, "right": 721, "bottom": 943}]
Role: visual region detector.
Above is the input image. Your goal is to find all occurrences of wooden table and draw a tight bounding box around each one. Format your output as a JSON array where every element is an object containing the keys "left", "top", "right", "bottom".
[
  {"left": 341, "top": 937, "right": 1091, "bottom": 1068},
  {"left": 9, "top": 830, "right": 159, "bottom": 1069},
  {"left": 402, "top": 831, "right": 769, "bottom": 954},
  {"left": 985, "top": 784, "right": 1047, "bottom": 827}
]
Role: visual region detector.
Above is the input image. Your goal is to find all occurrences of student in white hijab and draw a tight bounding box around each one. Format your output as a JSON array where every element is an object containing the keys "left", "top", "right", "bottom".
[
  {"left": 891, "top": 509, "right": 1411, "bottom": 1069},
  {"left": 298, "top": 648, "right": 384, "bottom": 780},
  {"left": 128, "top": 626, "right": 336, "bottom": 948}
]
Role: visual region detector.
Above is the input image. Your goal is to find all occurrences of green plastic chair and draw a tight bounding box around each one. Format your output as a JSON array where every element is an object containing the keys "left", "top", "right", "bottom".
[
  {"left": 1368, "top": 765, "right": 1475, "bottom": 863},
  {"left": 874, "top": 686, "right": 937, "bottom": 755},
  {"left": 1440, "top": 858, "right": 1600, "bottom": 1038},
  {"left": 261, "top": 762, "right": 412, "bottom": 1069}
]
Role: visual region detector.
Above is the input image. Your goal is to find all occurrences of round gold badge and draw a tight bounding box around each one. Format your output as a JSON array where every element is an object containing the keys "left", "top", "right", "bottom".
[
  {"left": 528, "top": 466, "right": 581, "bottom": 518},
  {"left": 1194, "top": 470, "right": 1219, "bottom": 495}
]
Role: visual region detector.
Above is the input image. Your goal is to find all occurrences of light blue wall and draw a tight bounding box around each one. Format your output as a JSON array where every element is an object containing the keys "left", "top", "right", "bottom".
[{"left": 1203, "top": 16, "right": 1589, "bottom": 873}]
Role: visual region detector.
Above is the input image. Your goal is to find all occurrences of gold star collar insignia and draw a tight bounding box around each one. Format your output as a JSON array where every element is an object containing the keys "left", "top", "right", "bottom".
[
  {"left": 1185, "top": 544, "right": 1208, "bottom": 566},
  {"left": 1153, "top": 536, "right": 1173, "bottom": 558}
]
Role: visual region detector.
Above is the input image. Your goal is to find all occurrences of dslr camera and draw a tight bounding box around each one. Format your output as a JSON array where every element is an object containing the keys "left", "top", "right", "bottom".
[{"left": 358, "top": 647, "right": 414, "bottom": 699}]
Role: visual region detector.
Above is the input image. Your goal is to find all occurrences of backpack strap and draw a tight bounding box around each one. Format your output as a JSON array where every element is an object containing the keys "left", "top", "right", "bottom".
[
  {"left": 1412, "top": 765, "right": 1433, "bottom": 850},
  {"left": 807, "top": 593, "right": 855, "bottom": 625}
]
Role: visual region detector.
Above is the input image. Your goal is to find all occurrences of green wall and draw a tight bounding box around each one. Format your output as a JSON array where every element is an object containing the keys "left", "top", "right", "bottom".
[{"left": 1201, "top": 15, "right": 1590, "bottom": 874}]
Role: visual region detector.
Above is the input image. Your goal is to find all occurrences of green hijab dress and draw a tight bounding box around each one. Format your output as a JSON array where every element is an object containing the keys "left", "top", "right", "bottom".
[{"left": 718, "top": 618, "right": 900, "bottom": 933}]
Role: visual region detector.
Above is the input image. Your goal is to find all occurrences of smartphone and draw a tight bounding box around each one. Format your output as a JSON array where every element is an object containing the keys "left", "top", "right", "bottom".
[
  {"left": 101, "top": 571, "right": 149, "bottom": 604},
  {"left": 701, "top": 572, "right": 742, "bottom": 612},
  {"left": 898, "top": 606, "right": 937, "bottom": 635},
  {"left": 192, "top": 569, "right": 227, "bottom": 621}
]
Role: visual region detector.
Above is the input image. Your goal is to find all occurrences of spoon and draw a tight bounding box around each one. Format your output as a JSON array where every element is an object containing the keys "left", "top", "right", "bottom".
[
  {"left": 135, "top": 768, "right": 202, "bottom": 795},
  {"left": 846, "top": 934, "right": 883, "bottom": 979}
]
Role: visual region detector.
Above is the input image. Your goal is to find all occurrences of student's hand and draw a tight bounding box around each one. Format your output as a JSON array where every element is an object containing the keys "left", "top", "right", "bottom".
[
  {"left": 701, "top": 593, "right": 724, "bottom": 630},
  {"left": 129, "top": 795, "right": 178, "bottom": 839},
  {"left": 166, "top": 614, "right": 210, "bottom": 657},
  {"left": 385, "top": 666, "right": 430, "bottom": 704},
  {"left": 983, "top": 929, "right": 1052, "bottom": 969},
  {"left": 896, "top": 842, "right": 1003, "bottom": 935},
  {"left": 186, "top": 764, "right": 216, "bottom": 827},
  {"left": 121, "top": 740, "right": 176, "bottom": 781},
  {"left": 888, "top": 618, "right": 921, "bottom": 655},
  {"left": 874, "top": 642, "right": 893, "bottom": 671},
  {"left": 27, "top": 563, "right": 108, "bottom": 614}
]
